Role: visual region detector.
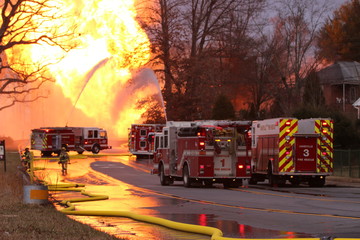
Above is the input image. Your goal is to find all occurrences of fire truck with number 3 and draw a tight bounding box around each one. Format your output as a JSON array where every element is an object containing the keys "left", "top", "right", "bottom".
[
  {"left": 31, "top": 127, "right": 111, "bottom": 156},
  {"left": 249, "top": 118, "right": 333, "bottom": 187},
  {"left": 152, "top": 121, "right": 252, "bottom": 188}
]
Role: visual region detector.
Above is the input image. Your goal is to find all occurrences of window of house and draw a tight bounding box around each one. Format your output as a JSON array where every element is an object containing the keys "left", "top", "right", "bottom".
[{"left": 349, "top": 86, "right": 358, "bottom": 103}]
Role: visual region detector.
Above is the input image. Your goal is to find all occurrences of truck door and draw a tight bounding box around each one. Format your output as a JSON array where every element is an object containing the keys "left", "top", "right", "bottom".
[
  {"left": 214, "top": 137, "right": 236, "bottom": 176},
  {"left": 295, "top": 136, "right": 317, "bottom": 172},
  {"left": 138, "top": 128, "right": 148, "bottom": 151}
]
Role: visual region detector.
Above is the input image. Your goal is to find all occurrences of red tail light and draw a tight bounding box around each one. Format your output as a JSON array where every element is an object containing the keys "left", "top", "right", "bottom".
[
  {"left": 199, "top": 164, "right": 205, "bottom": 175},
  {"left": 199, "top": 141, "right": 205, "bottom": 150}
]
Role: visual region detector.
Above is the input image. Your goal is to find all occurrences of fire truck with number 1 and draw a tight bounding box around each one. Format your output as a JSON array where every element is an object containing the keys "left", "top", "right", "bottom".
[{"left": 152, "top": 121, "right": 252, "bottom": 188}]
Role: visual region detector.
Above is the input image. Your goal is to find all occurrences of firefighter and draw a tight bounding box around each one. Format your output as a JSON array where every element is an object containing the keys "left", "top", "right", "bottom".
[
  {"left": 58, "top": 147, "right": 70, "bottom": 174},
  {"left": 21, "top": 148, "right": 32, "bottom": 170}
]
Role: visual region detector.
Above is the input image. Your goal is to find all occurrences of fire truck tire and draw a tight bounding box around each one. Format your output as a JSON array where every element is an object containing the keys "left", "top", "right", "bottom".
[
  {"left": 183, "top": 166, "right": 192, "bottom": 188},
  {"left": 41, "top": 151, "right": 52, "bottom": 157},
  {"left": 309, "top": 177, "right": 325, "bottom": 187},
  {"left": 249, "top": 177, "right": 258, "bottom": 185},
  {"left": 267, "top": 162, "right": 283, "bottom": 187},
  {"left": 92, "top": 144, "right": 100, "bottom": 154},
  {"left": 268, "top": 174, "right": 278, "bottom": 187},
  {"left": 77, "top": 150, "right": 84, "bottom": 154},
  {"left": 160, "top": 164, "right": 171, "bottom": 186},
  {"left": 290, "top": 178, "right": 301, "bottom": 187},
  {"left": 223, "top": 180, "right": 241, "bottom": 188},
  {"left": 203, "top": 180, "right": 213, "bottom": 188}
]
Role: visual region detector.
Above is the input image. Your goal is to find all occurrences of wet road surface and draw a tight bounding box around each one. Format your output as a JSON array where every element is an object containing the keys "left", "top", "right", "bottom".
[{"left": 33, "top": 152, "right": 360, "bottom": 239}]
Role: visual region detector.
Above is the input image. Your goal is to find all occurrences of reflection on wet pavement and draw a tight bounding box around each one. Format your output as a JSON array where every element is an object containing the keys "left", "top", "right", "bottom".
[{"left": 33, "top": 153, "right": 311, "bottom": 239}]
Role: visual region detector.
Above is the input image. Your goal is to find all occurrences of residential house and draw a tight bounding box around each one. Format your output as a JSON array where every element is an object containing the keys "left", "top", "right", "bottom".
[{"left": 317, "top": 61, "right": 360, "bottom": 117}]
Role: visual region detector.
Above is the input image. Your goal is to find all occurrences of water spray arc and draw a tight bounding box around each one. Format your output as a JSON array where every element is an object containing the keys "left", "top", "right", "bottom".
[
  {"left": 131, "top": 68, "right": 167, "bottom": 122},
  {"left": 65, "top": 58, "right": 110, "bottom": 126}
]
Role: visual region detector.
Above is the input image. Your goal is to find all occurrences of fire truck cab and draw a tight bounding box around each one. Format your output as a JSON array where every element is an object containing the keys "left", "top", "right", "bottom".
[
  {"left": 31, "top": 127, "right": 111, "bottom": 156},
  {"left": 250, "top": 118, "right": 333, "bottom": 187},
  {"left": 152, "top": 121, "right": 252, "bottom": 188}
]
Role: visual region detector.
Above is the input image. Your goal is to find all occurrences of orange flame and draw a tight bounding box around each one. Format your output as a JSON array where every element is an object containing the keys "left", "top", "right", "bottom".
[
  {"left": 33, "top": 0, "right": 158, "bottom": 139},
  {"left": 0, "top": 0, "right": 161, "bottom": 141}
]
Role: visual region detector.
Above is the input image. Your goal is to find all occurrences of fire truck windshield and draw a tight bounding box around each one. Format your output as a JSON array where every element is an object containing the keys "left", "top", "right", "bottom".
[{"left": 100, "top": 131, "right": 107, "bottom": 138}]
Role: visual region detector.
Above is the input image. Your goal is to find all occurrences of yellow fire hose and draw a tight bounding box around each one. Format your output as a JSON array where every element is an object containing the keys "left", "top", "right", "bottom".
[
  {"left": 47, "top": 183, "right": 323, "bottom": 240},
  {"left": 21, "top": 149, "right": 358, "bottom": 240}
]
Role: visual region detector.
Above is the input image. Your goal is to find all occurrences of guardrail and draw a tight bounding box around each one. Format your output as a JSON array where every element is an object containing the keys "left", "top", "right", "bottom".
[{"left": 334, "top": 149, "right": 360, "bottom": 178}]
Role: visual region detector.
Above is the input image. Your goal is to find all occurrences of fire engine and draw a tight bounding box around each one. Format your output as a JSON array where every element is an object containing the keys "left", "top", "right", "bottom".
[
  {"left": 249, "top": 118, "right": 333, "bottom": 187},
  {"left": 31, "top": 127, "right": 111, "bottom": 156},
  {"left": 128, "top": 124, "right": 164, "bottom": 158},
  {"left": 152, "top": 121, "right": 252, "bottom": 188}
]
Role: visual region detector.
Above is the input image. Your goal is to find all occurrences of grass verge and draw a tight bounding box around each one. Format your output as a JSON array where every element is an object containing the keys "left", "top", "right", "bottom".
[{"left": 0, "top": 149, "right": 120, "bottom": 240}]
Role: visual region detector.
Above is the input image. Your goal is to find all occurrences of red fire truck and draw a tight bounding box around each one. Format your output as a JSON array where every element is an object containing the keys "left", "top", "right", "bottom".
[
  {"left": 249, "top": 118, "right": 333, "bottom": 187},
  {"left": 31, "top": 127, "right": 111, "bottom": 156},
  {"left": 128, "top": 124, "right": 164, "bottom": 158},
  {"left": 152, "top": 121, "right": 252, "bottom": 188}
]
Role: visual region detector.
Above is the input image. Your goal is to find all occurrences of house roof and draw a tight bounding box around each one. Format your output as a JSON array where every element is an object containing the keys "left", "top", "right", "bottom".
[
  {"left": 353, "top": 98, "right": 360, "bottom": 107},
  {"left": 317, "top": 61, "right": 360, "bottom": 85}
]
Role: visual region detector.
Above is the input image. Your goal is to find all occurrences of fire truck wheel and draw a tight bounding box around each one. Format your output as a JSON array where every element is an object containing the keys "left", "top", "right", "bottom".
[
  {"left": 269, "top": 175, "right": 278, "bottom": 187},
  {"left": 223, "top": 180, "right": 241, "bottom": 188},
  {"left": 203, "top": 180, "right": 213, "bottom": 188},
  {"left": 41, "top": 151, "right": 52, "bottom": 157},
  {"left": 290, "top": 178, "right": 301, "bottom": 187},
  {"left": 183, "top": 166, "right": 192, "bottom": 188},
  {"left": 267, "top": 162, "right": 280, "bottom": 187},
  {"left": 309, "top": 177, "right": 325, "bottom": 187},
  {"left": 92, "top": 144, "right": 100, "bottom": 154},
  {"left": 77, "top": 150, "right": 84, "bottom": 154},
  {"left": 249, "top": 177, "right": 258, "bottom": 185},
  {"left": 160, "top": 164, "right": 171, "bottom": 186}
]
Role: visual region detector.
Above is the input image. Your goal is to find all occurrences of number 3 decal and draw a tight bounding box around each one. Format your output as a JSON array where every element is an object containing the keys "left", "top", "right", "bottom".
[{"left": 303, "top": 149, "right": 309, "bottom": 157}]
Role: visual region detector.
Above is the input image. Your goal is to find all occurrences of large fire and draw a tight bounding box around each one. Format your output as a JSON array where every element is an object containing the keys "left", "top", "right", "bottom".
[{"left": 1, "top": 0, "right": 162, "bottom": 140}]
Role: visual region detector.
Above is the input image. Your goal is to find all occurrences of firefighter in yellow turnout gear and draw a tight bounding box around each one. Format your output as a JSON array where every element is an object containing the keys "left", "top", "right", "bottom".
[
  {"left": 58, "top": 147, "right": 70, "bottom": 174},
  {"left": 21, "top": 148, "right": 32, "bottom": 170}
]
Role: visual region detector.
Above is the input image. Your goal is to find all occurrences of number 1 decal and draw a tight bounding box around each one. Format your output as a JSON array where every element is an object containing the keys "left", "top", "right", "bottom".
[{"left": 221, "top": 159, "right": 225, "bottom": 167}]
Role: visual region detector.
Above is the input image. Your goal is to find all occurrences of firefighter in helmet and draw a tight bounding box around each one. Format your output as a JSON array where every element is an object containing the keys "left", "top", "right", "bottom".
[
  {"left": 21, "top": 147, "right": 32, "bottom": 170},
  {"left": 58, "top": 147, "right": 70, "bottom": 174}
]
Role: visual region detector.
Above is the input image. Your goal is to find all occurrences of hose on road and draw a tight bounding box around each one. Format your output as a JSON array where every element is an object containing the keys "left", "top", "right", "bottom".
[{"left": 47, "top": 183, "right": 322, "bottom": 240}]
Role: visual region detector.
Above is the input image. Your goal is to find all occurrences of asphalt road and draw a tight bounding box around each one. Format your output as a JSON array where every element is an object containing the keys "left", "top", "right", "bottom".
[{"left": 89, "top": 156, "right": 360, "bottom": 239}]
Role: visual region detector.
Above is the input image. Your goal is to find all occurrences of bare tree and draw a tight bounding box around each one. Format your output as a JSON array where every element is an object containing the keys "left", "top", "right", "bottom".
[
  {"left": 136, "top": 0, "right": 187, "bottom": 120},
  {"left": 214, "top": 0, "right": 267, "bottom": 119},
  {"left": 0, "top": 0, "right": 75, "bottom": 111},
  {"left": 138, "top": 0, "right": 267, "bottom": 120},
  {"left": 266, "top": 0, "right": 330, "bottom": 115}
]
